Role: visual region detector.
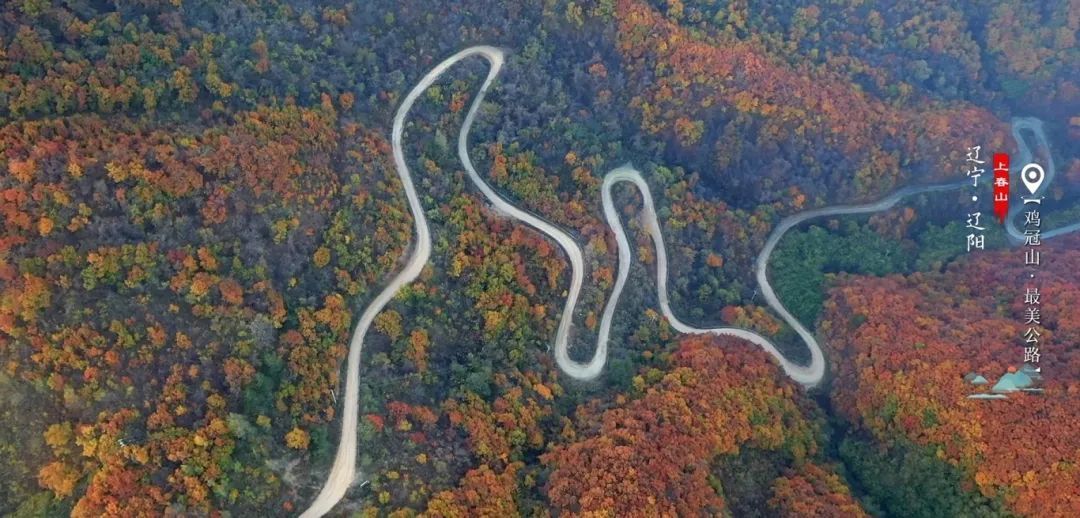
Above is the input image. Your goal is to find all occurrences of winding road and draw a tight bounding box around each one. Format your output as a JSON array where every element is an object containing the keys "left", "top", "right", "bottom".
[
  {"left": 602, "top": 165, "right": 825, "bottom": 385},
  {"left": 1006, "top": 117, "right": 1080, "bottom": 242},
  {"left": 301, "top": 46, "right": 1076, "bottom": 517}
]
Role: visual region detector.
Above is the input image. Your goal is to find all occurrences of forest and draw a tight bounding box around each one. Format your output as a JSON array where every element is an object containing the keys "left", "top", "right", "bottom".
[
  {"left": 1, "top": 0, "right": 1078, "bottom": 516},
  {"left": 822, "top": 235, "right": 1080, "bottom": 516}
]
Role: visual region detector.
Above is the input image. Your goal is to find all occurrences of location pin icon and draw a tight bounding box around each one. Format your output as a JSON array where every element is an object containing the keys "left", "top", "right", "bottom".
[{"left": 1021, "top": 163, "right": 1044, "bottom": 195}]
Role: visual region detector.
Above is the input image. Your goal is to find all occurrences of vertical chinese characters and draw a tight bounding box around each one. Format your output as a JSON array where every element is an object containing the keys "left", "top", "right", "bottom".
[{"left": 964, "top": 146, "right": 986, "bottom": 252}]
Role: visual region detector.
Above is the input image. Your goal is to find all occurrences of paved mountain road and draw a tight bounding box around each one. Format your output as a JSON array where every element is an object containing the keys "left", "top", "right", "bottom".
[{"left": 300, "top": 46, "right": 1075, "bottom": 517}]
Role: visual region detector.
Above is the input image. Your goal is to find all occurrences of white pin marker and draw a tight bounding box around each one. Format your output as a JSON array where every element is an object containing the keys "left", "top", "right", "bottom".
[{"left": 1021, "top": 163, "right": 1044, "bottom": 195}]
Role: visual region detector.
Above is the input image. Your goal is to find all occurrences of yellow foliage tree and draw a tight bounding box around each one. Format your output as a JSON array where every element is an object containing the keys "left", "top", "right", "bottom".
[
  {"left": 38, "top": 461, "right": 80, "bottom": 498},
  {"left": 285, "top": 427, "right": 310, "bottom": 450},
  {"left": 313, "top": 247, "right": 331, "bottom": 268},
  {"left": 374, "top": 310, "right": 403, "bottom": 340},
  {"left": 38, "top": 216, "right": 55, "bottom": 236}
]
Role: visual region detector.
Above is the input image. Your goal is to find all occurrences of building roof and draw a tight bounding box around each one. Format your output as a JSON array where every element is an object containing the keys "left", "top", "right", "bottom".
[{"left": 992, "top": 371, "right": 1033, "bottom": 393}]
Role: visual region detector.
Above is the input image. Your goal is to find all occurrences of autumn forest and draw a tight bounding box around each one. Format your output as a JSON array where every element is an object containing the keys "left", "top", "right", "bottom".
[{"left": 1, "top": 0, "right": 1079, "bottom": 517}]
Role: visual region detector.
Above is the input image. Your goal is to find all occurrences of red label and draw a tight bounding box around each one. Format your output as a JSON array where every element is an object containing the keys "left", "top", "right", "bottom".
[{"left": 993, "top": 153, "right": 1009, "bottom": 224}]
